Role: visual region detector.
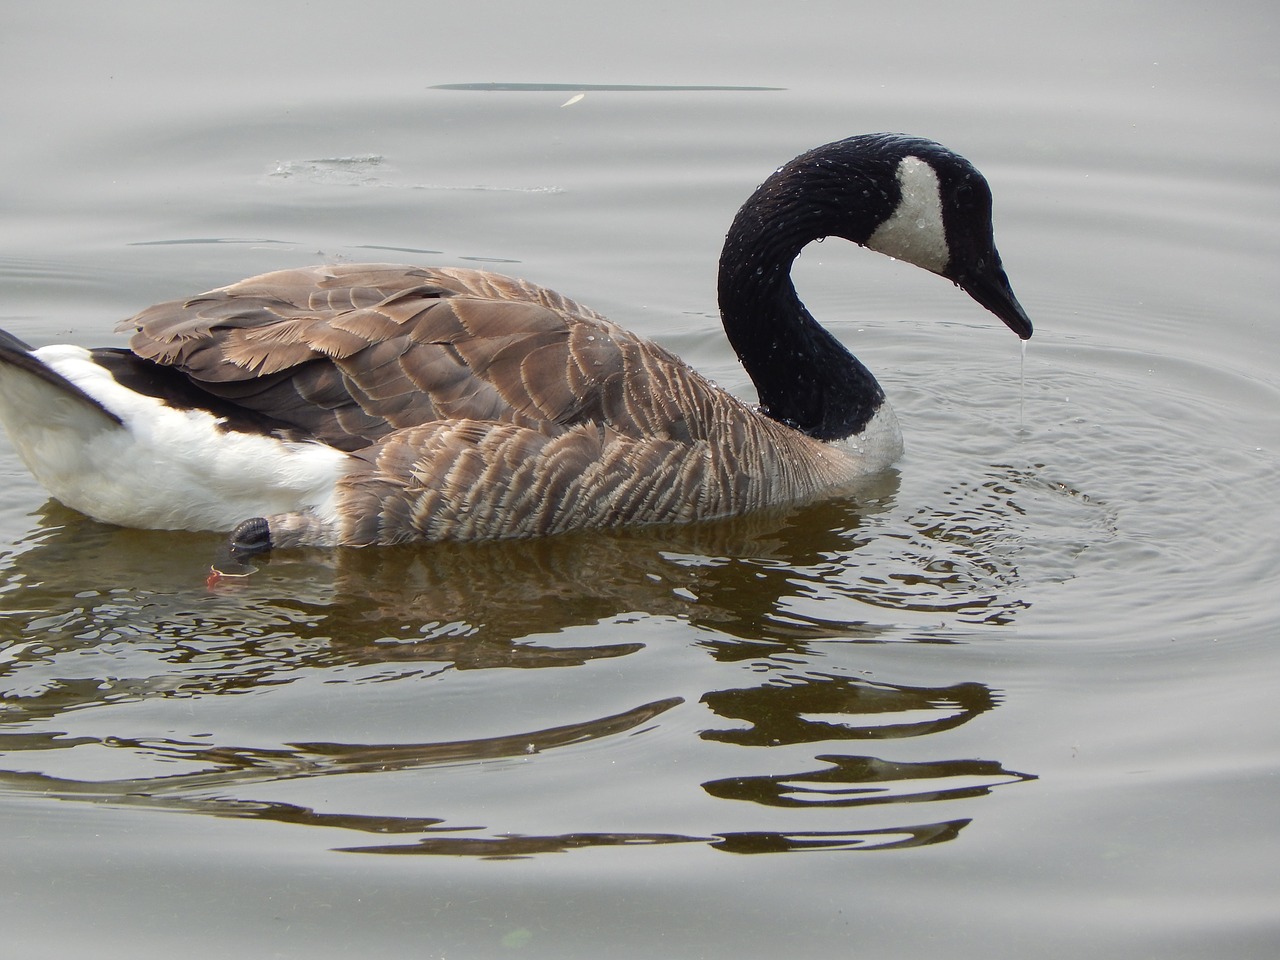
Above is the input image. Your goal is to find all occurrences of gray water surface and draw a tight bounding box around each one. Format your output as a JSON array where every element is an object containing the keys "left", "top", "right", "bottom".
[{"left": 2, "top": 2, "right": 1278, "bottom": 958}]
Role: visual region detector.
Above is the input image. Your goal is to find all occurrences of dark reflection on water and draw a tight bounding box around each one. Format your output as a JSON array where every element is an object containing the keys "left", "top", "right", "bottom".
[
  {"left": 0, "top": 471, "right": 1044, "bottom": 857},
  {"left": 0, "top": 698, "right": 682, "bottom": 840},
  {"left": 705, "top": 756, "right": 1031, "bottom": 809},
  {"left": 346, "top": 821, "right": 971, "bottom": 857},
  {"left": 701, "top": 675, "right": 997, "bottom": 745},
  {"left": 699, "top": 675, "right": 1031, "bottom": 839}
]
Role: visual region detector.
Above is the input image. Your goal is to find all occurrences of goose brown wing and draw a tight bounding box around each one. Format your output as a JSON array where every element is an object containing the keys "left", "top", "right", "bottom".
[{"left": 120, "top": 264, "right": 700, "bottom": 451}]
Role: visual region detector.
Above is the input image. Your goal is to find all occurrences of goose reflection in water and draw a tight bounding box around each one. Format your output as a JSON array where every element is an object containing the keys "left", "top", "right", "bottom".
[{"left": 0, "top": 480, "right": 1040, "bottom": 857}]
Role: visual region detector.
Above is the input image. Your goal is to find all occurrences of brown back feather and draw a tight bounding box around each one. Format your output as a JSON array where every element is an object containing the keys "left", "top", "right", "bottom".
[{"left": 121, "top": 264, "right": 708, "bottom": 451}]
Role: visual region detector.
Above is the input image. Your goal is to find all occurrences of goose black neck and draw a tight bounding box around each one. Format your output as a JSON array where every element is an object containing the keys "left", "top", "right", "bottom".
[{"left": 717, "top": 161, "right": 889, "bottom": 442}]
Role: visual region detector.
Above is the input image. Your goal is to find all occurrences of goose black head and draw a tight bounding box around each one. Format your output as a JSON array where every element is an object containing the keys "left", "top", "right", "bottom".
[{"left": 780, "top": 133, "right": 1033, "bottom": 340}]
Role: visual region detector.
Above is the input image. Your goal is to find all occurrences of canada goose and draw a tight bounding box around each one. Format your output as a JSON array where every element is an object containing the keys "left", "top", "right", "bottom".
[{"left": 0, "top": 133, "right": 1031, "bottom": 567}]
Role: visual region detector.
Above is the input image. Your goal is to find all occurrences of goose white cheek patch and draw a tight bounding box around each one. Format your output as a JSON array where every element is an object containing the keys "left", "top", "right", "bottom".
[{"left": 865, "top": 156, "right": 950, "bottom": 274}]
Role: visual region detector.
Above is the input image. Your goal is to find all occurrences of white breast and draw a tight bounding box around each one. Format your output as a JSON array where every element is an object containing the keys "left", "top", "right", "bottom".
[{"left": 828, "top": 399, "right": 904, "bottom": 473}]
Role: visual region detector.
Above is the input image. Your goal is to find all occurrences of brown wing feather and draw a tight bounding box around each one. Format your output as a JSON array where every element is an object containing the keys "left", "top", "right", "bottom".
[{"left": 119, "top": 264, "right": 704, "bottom": 451}]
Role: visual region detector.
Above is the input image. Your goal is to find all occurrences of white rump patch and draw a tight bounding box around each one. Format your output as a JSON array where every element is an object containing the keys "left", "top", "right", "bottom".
[
  {"left": 865, "top": 156, "right": 950, "bottom": 274},
  {"left": 0, "top": 345, "right": 348, "bottom": 532}
]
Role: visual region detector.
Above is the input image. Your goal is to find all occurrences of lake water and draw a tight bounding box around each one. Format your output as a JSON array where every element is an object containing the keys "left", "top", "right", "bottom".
[{"left": 1, "top": 2, "right": 1277, "bottom": 957}]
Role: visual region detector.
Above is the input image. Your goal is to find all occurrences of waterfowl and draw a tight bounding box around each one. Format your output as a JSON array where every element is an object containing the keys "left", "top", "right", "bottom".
[{"left": 0, "top": 133, "right": 1031, "bottom": 565}]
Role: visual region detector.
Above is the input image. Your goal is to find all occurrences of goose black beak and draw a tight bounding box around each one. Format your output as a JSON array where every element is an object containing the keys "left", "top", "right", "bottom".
[{"left": 955, "top": 263, "right": 1033, "bottom": 340}]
